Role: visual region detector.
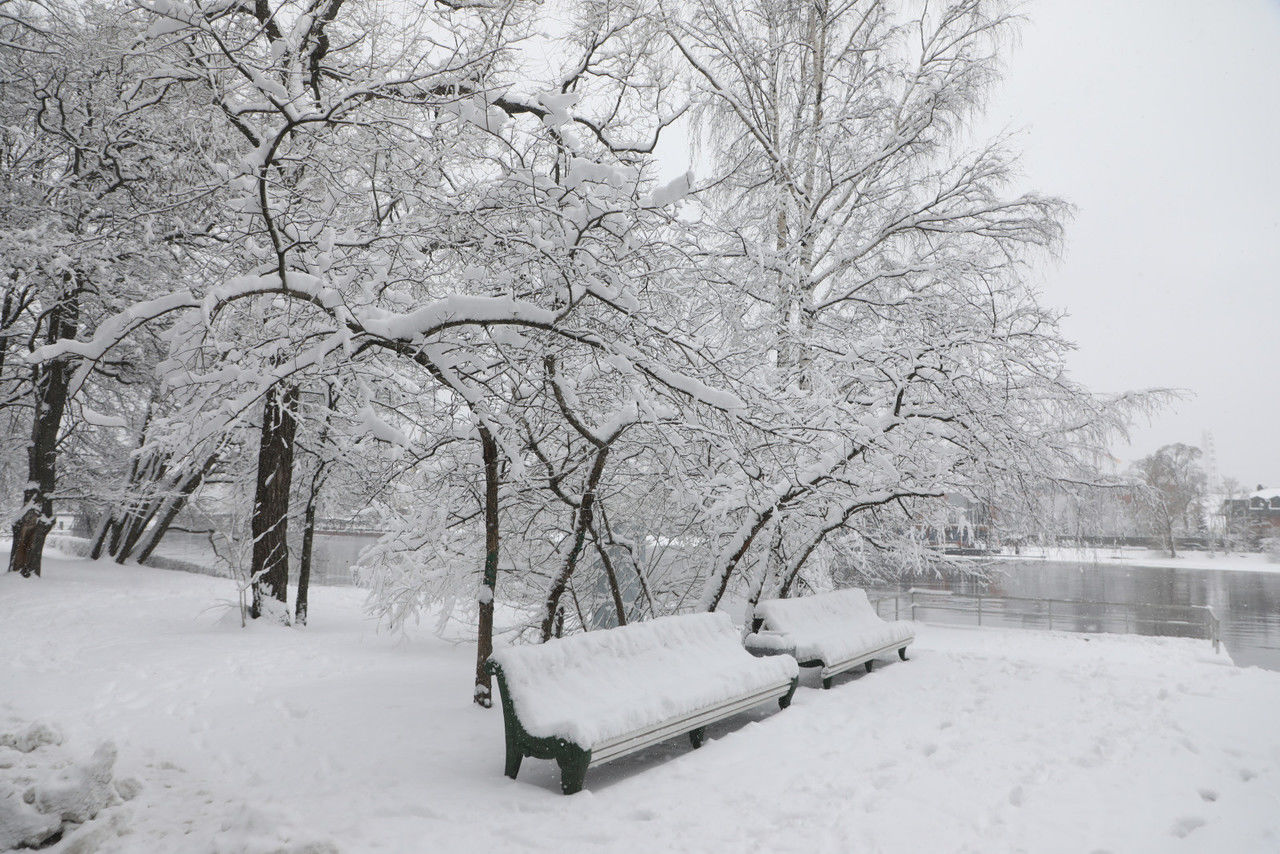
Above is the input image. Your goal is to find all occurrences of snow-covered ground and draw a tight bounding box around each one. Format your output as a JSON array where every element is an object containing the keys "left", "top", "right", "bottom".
[
  {"left": 3, "top": 552, "right": 1279, "bottom": 853},
  {"left": 995, "top": 546, "right": 1280, "bottom": 575}
]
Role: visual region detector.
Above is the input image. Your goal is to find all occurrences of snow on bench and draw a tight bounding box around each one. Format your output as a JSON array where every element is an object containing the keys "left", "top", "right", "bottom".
[
  {"left": 746, "top": 588, "right": 914, "bottom": 689},
  {"left": 485, "top": 612, "right": 800, "bottom": 794}
]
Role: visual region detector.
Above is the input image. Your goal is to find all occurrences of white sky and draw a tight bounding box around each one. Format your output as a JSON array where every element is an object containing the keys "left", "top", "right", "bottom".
[{"left": 984, "top": 0, "right": 1280, "bottom": 488}]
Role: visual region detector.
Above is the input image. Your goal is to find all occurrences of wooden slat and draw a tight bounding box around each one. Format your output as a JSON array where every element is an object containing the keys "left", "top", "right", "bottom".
[
  {"left": 819, "top": 639, "right": 908, "bottom": 680},
  {"left": 589, "top": 680, "right": 792, "bottom": 766}
]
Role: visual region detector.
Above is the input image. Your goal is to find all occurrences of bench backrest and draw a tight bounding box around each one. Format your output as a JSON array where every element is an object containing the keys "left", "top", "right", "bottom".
[
  {"left": 756, "top": 588, "right": 883, "bottom": 634},
  {"left": 489, "top": 612, "right": 793, "bottom": 746}
]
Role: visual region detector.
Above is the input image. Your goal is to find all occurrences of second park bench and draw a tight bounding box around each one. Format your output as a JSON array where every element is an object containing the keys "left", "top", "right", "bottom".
[{"left": 745, "top": 588, "right": 914, "bottom": 688}]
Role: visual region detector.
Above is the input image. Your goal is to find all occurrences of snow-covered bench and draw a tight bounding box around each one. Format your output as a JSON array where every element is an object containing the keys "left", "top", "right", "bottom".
[
  {"left": 746, "top": 588, "right": 914, "bottom": 689},
  {"left": 485, "top": 613, "right": 800, "bottom": 794}
]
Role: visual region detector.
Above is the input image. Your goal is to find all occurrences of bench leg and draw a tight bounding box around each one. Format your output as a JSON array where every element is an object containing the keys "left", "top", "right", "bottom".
[
  {"left": 557, "top": 745, "right": 591, "bottom": 795},
  {"left": 779, "top": 677, "right": 799, "bottom": 709},
  {"left": 822, "top": 675, "right": 833, "bottom": 690},
  {"left": 504, "top": 742, "right": 523, "bottom": 780},
  {"left": 899, "top": 646, "right": 909, "bottom": 661},
  {"left": 688, "top": 727, "right": 707, "bottom": 749},
  {"left": 864, "top": 660, "right": 874, "bottom": 673}
]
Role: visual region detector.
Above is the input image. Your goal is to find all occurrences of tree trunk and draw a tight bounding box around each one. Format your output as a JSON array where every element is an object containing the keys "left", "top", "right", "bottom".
[
  {"left": 88, "top": 513, "right": 112, "bottom": 560},
  {"left": 474, "top": 426, "right": 501, "bottom": 707},
  {"left": 8, "top": 278, "right": 78, "bottom": 578},
  {"left": 296, "top": 489, "right": 316, "bottom": 627},
  {"left": 539, "top": 447, "right": 609, "bottom": 641},
  {"left": 296, "top": 383, "right": 337, "bottom": 626},
  {"left": 749, "top": 522, "right": 786, "bottom": 607},
  {"left": 590, "top": 533, "right": 628, "bottom": 628},
  {"left": 134, "top": 457, "right": 218, "bottom": 564},
  {"left": 104, "top": 408, "right": 158, "bottom": 560},
  {"left": 249, "top": 384, "right": 299, "bottom": 619},
  {"left": 702, "top": 506, "right": 775, "bottom": 613}
]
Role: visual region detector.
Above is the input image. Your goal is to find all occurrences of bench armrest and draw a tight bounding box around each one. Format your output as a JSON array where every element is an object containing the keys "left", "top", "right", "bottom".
[{"left": 744, "top": 631, "right": 796, "bottom": 657}]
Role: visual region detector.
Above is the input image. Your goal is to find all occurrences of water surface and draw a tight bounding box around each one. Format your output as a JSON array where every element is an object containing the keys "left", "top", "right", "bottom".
[{"left": 881, "top": 558, "right": 1280, "bottom": 670}]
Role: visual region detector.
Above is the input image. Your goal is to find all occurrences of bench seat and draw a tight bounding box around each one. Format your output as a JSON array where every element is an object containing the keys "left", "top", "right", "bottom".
[
  {"left": 747, "top": 588, "right": 913, "bottom": 688},
  {"left": 486, "top": 612, "right": 799, "bottom": 793}
]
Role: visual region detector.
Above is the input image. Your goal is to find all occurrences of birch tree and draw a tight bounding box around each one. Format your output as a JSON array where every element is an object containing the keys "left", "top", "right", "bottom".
[{"left": 666, "top": 0, "right": 1143, "bottom": 608}]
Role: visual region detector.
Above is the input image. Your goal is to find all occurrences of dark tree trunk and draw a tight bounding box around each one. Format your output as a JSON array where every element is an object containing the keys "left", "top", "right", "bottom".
[
  {"left": 133, "top": 457, "right": 217, "bottom": 564},
  {"left": 750, "top": 522, "right": 787, "bottom": 607},
  {"left": 8, "top": 279, "right": 78, "bottom": 578},
  {"left": 295, "top": 492, "right": 316, "bottom": 627},
  {"left": 598, "top": 508, "right": 654, "bottom": 620},
  {"left": 113, "top": 467, "right": 166, "bottom": 561},
  {"left": 474, "top": 426, "right": 501, "bottom": 707},
  {"left": 105, "top": 513, "right": 128, "bottom": 559},
  {"left": 296, "top": 383, "right": 337, "bottom": 626},
  {"left": 104, "top": 412, "right": 159, "bottom": 560},
  {"left": 704, "top": 507, "right": 775, "bottom": 613},
  {"left": 88, "top": 514, "right": 112, "bottom": 560},
  {"left": 0, "top": 288, "right": 12, "bottom": 389},
  {"left": 539, "top": 447, "right": 610, "bottom": 641},
  {"left": 249, "top": 384, "right": 299, "bottom": 619},
  {"left": 591, "top": 534, "right": 629, "bottom": 628}
]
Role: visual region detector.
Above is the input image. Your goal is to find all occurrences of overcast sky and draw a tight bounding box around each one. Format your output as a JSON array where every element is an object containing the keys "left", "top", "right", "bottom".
[{"left": 983, "top": 0, "right": 1280, "bottom": 488}]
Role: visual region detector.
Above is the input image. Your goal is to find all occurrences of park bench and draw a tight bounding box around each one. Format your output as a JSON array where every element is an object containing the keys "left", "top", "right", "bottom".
[
  {"left": 745, "top": 588, "right": 913, "bottom": 688},
  {"left": 485, "top": 612, "right": 800, "bottom": 794}
]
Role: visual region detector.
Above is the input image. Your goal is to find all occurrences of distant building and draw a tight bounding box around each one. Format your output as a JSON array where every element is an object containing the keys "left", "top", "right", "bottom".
[
  {"left": 1221, "top": 486, "right": 1280, "bottom": 538},
  {"left": 921, "top": 496, "right": 998, "bottom": 553}
]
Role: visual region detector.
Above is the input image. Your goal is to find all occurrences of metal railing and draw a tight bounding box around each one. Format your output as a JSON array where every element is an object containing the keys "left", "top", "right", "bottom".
[{"left": 871, "top": 588, "right": 1221, "bottom": 653}]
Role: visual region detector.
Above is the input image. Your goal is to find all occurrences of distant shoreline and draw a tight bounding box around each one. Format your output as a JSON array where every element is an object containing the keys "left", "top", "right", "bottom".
[{"left": 991, "top": 546, "right": 1280, "bottom": 575}]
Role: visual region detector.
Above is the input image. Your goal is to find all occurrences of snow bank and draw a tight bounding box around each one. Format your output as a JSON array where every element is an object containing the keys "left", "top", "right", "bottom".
[
  {"left": 753, "top": 588, "right": 914, "bottom": 664},
  {"left": 0, "top": 720, "right": 137, "bottom": 850},
  {"left": 0, "top": 721, "right": 63, "bottom": 753},
  {"left": 489, "top": 613, "right": 797, "bottom": 747}
]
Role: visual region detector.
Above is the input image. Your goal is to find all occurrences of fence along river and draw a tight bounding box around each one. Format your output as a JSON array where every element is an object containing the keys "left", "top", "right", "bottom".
[{"left": 873, "top": 558, "right": 1280, "bottom": 670}]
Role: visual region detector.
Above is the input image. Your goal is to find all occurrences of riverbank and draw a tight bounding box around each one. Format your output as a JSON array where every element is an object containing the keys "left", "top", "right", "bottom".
[
  {"left": 993, "top": 546, "right": 1280, "bottom": 575},
  {"left": 4, "top": 551, "right": 1279, "bottom": 852}
]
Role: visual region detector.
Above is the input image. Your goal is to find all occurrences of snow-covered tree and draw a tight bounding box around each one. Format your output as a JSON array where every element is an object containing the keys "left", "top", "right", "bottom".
[
  {"left": 662, "top": 0, "right": 1145, "bottom": 608},
  {"left": 52, "top": 0, "right": 726, "bottom": 693},
  {"left": 1, "top": 0, "right": 218, "bottom": 576},
  {"left": 1130, "top": 443, "right": 1206, "bottom": 557}
]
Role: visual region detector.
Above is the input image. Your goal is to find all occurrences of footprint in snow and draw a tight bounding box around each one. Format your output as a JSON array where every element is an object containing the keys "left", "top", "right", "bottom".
[
  {"left": 1171, "top": 817, "right": 1205, "bottom": 838},
  {"left": 1008, "top": 786, "right": 1023, "bottom": 807},
  {"left": 1198, "top": 788, "right": 1218, "bottom": 803},
  {"left": 1239, "top": 768, "right": 1256, "bottom": 782}
]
